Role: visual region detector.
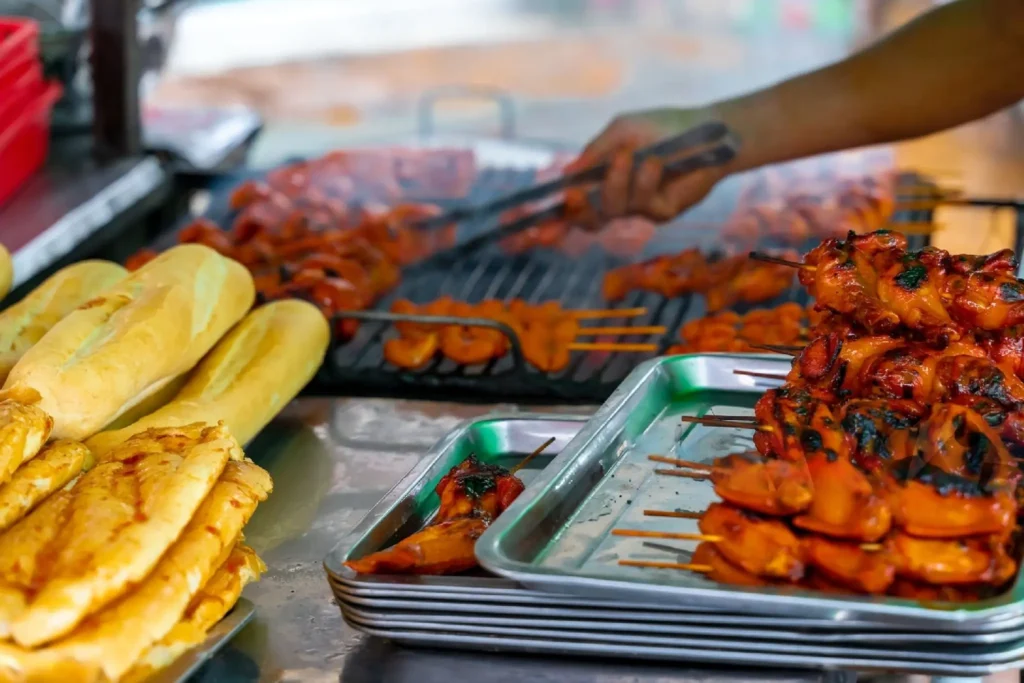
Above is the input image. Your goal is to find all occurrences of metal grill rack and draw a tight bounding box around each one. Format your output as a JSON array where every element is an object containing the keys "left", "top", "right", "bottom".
[{"left": 173, "top": 150, "right": 939, "bottom": 403}]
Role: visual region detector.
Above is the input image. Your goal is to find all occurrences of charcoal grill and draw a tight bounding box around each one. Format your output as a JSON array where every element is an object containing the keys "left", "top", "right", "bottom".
[{"left": 169, "top": 131, "right": 940, "bottom": 404}]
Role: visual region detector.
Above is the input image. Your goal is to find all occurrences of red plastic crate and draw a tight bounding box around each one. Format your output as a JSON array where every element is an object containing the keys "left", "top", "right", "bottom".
[
  {"left": 0, "top": 82, "right": 62, "bottom": 207},
  {"left": 0, "top": 18, "right": 39, "bottom": 95}
]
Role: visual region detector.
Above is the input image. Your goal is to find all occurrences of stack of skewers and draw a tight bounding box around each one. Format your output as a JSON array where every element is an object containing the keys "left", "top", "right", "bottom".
[{"left": 620, "top": 230, "right": 1024, "bottom": 601}]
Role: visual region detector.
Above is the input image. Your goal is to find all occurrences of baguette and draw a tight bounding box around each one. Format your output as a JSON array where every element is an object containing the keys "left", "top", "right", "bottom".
[
  {"left": 0, "top": 243, "right": 13, "bottom": 302},
  {"left": 2, "top": 245, "right": 255, "bottom": 440},
  {"left": 0, "top": 261, "right": 128, "bottom": 384},
  {"left": 86, "top": 299, "right": 329, "bottom": 457}
]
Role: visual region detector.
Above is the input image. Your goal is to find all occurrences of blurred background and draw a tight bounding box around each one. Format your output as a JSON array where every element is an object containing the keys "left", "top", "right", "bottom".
[{"left": 2, "top": 0, "right": 1023, "bottom": 265}]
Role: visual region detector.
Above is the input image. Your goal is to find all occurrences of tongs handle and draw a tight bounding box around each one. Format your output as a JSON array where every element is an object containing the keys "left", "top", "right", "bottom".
[
  {"left": 414, "top": 121, "right": 734, "bottom": 232},
  {"left": 413, "top": 126, "right": 739, "bottom": 264}
]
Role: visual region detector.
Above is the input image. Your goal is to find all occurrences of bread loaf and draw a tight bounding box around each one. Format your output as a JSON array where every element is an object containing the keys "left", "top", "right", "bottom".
[
  {"left": 2, "top": 245, "right": 254, "bottom": 440},
  {"left": 0, "top": 243, "right": 13, "bottom": 302},
  {"left": 0, "top": 261, "right": 128, "bottom": 384},
  {"left": 86, "top": 299, "right": 329, "bottom": 456}
]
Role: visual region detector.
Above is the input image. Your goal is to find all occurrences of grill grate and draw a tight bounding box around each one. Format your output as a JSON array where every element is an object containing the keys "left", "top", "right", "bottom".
[{"left": 175, "top": 153, "right": 938, "bottom": 404}]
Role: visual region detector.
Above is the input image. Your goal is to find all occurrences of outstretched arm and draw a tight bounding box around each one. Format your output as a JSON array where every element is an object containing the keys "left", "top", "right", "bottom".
[
  {"left": 717, "top": 0, "right": 1024, "bottom": 172},
  {"left": 583, "top": 0, "right": 1024, "bottom": 221}
]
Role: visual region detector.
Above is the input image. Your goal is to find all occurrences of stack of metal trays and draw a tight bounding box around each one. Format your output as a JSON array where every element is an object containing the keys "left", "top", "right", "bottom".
[
  {"left": 327, "top": 402, "right": 1020, "bottom": 678},
  {"left": 457, "top": 355, "right": 1024, "bottom": 678}
]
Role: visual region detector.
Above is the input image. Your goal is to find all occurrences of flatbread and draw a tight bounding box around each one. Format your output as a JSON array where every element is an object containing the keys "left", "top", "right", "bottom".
[
  {"left": 0, "top": 401, "right": 52, "bottom": 488},
  {"left": 121, "top": 543, "right": 266, "bottom": 683},
  {"left": 8, "top": 423, "right": 239, "bottom": 647},
  {"left": 49, "top": 461, "right": 271, "bottom": 680},
  {"left": 0, "top": 441, "right": 90, "bottom": 534}
]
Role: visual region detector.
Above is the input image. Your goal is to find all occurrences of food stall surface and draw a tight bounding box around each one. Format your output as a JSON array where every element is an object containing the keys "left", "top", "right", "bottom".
[{"left": 201, "top": 395, "right": 852, "bottom": 683}]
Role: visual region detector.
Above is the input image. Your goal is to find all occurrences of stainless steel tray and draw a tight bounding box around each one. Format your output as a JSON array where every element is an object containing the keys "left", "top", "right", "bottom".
[
  {"left": 476, "top": 354, "right": 1024, "bottom": 628},
  {"left": 343, "top": 615, "right": 1017, "bottom": 677},
  {"left": 337, "top": 602, "right": 1024, "bottom": 645},
  {"left": 342, "top": 611, "right": 1024, "bottom": 662},
  {"left": 150, "top": 598, "right": 255, "bottom": 683},
  {"left": 324, "top": 415, "right": 587, "bottom": 591}
]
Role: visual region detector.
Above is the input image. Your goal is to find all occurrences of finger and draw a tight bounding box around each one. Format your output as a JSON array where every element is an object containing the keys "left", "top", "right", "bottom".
[
  {"left": 629, "top": 157, "right": 663, "bottom": 215},
  {"left": 600, "top": 146, "right": 635, "bottom": 220},
  {"left": 580, "top": 118, "right": 644, "bottom": 167},
  {"left": 647, "top": 169, "right": 721, "bottom": 222}
]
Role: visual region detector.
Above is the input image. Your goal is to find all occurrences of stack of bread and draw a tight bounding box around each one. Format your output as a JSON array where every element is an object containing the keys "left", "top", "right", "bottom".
[{"left": 0, "top": 245, "right": 329, "bottom": 682}]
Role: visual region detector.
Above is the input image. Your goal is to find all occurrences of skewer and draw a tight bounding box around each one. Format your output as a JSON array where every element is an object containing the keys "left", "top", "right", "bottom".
[
  {"left": 655, "top": 468, "right": 709, "bottom": 480},
  {"left": 748, "top": 252, "right": 815, "bottom": 271},
  {"left": 511, "top": 436, "right": 557, "bottom": 474},
  {"left": 680, "top": 415, "right": 766, "bottom": 430},
  {"left": 612, "top": 529, "right": 723, "bottom": 543},
  {"left": 640, "top": 508, "right": 887, "bottom": 552},
  {"left": 570, "top": 307, "right": 647, "bottom": 320},
  {"left": 644, "top": 509, "right": 704, "bottom": 519},
  {"left": 748, "top": 343, "right": 802, "bottom": 356},
  {"left": 733, "top": 369, "right": 788, "bottom": 381},
  {"left": 648, "top": 454, "right": 714, "bottom": 469},
  {"left": 568, "top": 342, "right": 659, "bottom": 353},
  {"left": 575, "top": 326, "right": 667, "bottom": 336},
  {"left": 619, "top": 559, "right": 712, "bottom": 573},
  {"left": 885, "top": 221, "right": 941, "bottom": 235}
]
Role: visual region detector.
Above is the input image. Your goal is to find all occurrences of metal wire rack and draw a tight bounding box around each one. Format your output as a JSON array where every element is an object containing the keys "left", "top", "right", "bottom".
[{"left": 174, "top": 151, "right": 940, "bottom": 404}]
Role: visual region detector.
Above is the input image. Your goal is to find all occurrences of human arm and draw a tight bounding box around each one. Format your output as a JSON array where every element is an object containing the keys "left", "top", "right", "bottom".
[{"left": 584, "top": 0, "right": 1024, "bottom": 221}]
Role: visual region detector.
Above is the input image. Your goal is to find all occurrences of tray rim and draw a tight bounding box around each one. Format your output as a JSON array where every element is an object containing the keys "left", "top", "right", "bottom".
[
  {"left": 336, "top": 602, "right": 1024, "bottom": 645},
  {"left": 341, "top": 613, "right": 1015, "bottom": 677},
  {"left": 476, "top": 353, "right": 1024, "bottom": 627},
  {"left": 323, "top": 413, "right": 589, "bottom": 589}
]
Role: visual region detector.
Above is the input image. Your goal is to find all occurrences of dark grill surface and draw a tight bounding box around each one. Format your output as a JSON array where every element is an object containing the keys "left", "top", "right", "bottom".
[{"left": 186, "top": 158, "right": 935, "bottom": 404}]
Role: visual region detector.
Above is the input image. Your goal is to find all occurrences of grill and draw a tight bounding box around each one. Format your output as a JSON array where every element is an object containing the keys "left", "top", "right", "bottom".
[{"left": 175, "top": 138, "right": 940, "bottom": 404}]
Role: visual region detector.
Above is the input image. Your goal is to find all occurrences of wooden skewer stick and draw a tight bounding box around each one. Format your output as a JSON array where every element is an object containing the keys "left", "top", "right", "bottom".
[
  {"left": 619, "top": 559, "right": 712, "bottom": 573},
  {"left": 570, "top": 307, "right": 647, "bottom": 320},
  {"left": 733, "top": 369, "right": 788, "bottom": 381},
  {"left": 703, "top": 413, "right": 759, "bottom": 422},
  {"left": 568, "top": 342, "right": 659, "bottom": 353},
  {"left": 511, "top": 436, "right": 557, "bottom": 474},
  {"left": 575, "top": 326, "right": 667, "bottom": 336},
  {"left": 655, "top": 468, "right": 711, "bottom": 480},
  {"left": 748, "top": 252, "right": 815, "bottom": 271},
  {"left": 613, "top": 529, "right": 722, "bottom": 543},
  {"left": 747, "top": 343, "right": 802, "bottom": 356},
  {"left": 680, "top": 415, "right": 766, "bottom": 430},
  {"left": 884, "top": 221, "right": 942, "bottom": 235},
  {"left": 644, "top": 509, "right": 704, "bottom": 519},
  {"left": 648, "top": 454, "right": 713, "bottom": 470},
  {"left": 639, "top": 508, "right": 886, "bottom": 552}
]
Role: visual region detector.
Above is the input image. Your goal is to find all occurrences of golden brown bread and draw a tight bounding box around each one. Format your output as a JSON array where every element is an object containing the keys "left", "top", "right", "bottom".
[
  {"left": 7, "top": 423, "right": 241, "bottom": 647},
  {"left": 0, "top": 261, "right": 128, "bottom": 385},
  {"left": 47, "top": 460, "right": 271, "bottom": 680},
  {"left": 0, "top": 243, "right": 13, "bottom": 303},
  {"left": 0, "top": 401, "right": 52, "bottom": 489},
  {"left": 2, "top": 245, "right": 255, "bottom": 440},
  {"left": 86, "top": 299, "right": 329, "bottom": 457},
  {"left": 0, "top": 440, "right": 90, "bottom": 534},
  {"left": 121, "top": 543, "right": 265, "bottom": 683}
]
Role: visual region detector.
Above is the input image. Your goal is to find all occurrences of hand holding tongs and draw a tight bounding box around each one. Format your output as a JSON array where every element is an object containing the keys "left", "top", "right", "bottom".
[{"left": 408, "top": 121, "right": 740, "bottom": 265}]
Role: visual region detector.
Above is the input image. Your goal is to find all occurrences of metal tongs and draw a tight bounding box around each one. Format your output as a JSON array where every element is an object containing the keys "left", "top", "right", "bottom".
[{"left": 408, "top": 121, "right": 740, "bottom": 267}]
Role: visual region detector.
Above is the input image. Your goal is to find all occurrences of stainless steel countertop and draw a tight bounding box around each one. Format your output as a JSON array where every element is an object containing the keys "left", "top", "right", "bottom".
[{"left": 190, "top": 396, "right": 853, "bottom": 683}]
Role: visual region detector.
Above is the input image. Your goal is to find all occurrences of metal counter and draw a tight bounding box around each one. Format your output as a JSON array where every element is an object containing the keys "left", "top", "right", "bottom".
[{"left": 192, "top": 396, "right": 850, "bottom": 683}]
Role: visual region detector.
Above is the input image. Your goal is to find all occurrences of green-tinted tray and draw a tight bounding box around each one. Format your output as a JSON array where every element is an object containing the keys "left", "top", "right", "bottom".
[{"left": 477, "top": 353, "right": 1024, "bottom": 630}]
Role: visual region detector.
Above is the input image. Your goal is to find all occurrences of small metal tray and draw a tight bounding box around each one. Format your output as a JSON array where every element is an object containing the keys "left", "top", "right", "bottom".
[
  {"left": 150, "top": 598, "right": 255, "bottom": 683},
  {"left": 476, "top": 354, "right": 1024, "bottom": 629},
  {"left": 324, "top": 414, "right": 587, "bottom": 591},
  {"left": 336, "top": 603, "right": 1024, "bottom": 645},
  {"left": 342, "top": 611, "right": 1024, "bottom": 663},
  {"left": 343, "top": 616, "right": 1018, "bottom": 677}
]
